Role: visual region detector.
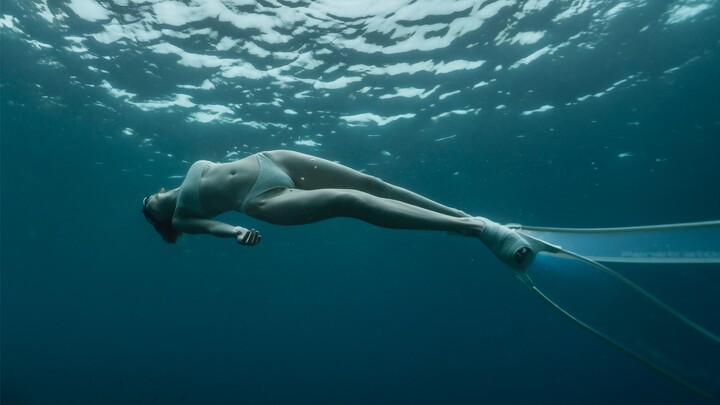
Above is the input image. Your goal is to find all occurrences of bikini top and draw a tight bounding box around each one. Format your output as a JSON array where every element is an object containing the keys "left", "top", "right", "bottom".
[{"left": 175, "top": 160, "right": 213, "bottom": 218}]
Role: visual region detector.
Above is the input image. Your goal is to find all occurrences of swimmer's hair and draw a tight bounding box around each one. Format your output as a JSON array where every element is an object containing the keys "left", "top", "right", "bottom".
[{"left": 152, "top": 220, "right": 182, "bottom": 243}]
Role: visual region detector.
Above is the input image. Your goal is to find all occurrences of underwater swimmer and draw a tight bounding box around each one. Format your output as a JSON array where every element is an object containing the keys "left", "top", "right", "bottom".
[{"left": 141, "top": 150, "right": 532, "bottom": 267}]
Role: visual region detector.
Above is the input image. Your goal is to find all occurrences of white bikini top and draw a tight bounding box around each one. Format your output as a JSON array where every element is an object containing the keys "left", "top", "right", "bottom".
[{"left": 175, "top": 160, "right": 212, "bottom": 218}]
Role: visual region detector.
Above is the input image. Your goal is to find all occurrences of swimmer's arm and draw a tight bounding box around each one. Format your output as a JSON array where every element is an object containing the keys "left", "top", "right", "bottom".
[
  {"left": 172, "top": 217, "right": 261, "bottom": 245},
  {"left": 172, "top": 217, "right": 239, "bottom": 237}
]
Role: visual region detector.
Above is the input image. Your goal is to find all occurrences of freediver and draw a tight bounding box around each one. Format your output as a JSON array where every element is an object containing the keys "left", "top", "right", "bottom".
[{"left": 141, "top": 150, "right": 531, "bottom": 267}]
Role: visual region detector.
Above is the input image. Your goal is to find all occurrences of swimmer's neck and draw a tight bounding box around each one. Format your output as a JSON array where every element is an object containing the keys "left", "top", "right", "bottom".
[{"left": 157, "top": 188, "right": 180, "bottom": 218}]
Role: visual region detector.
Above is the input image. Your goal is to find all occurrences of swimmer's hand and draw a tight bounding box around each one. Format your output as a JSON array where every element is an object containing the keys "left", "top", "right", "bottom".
[{"left": 234, "top": 227, "right": 261, "bottom": 246}]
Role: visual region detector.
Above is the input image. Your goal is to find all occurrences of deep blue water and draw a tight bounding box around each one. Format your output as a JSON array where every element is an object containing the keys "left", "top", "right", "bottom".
[{"left": 2, "top": 1, "right": 720, "bottom": 404}]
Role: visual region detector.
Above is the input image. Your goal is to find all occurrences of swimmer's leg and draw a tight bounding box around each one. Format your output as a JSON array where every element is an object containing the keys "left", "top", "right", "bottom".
[
  {"left": 244, "top": 188, "right": 483, "bottom": 235},
  {"left": 246, "top": 188, "right": 530, "bottom": 266},
  {"left": 265, "top": 150, "right": 469, "bottom": 217}
]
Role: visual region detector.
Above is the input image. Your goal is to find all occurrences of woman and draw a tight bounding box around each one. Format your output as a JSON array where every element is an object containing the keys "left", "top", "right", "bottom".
[{"left": 141, "top": 150, "right": 532, "bottom": 267}]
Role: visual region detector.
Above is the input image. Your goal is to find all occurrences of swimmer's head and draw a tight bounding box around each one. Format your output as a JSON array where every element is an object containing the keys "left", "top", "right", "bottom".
[
  {"left": 141, "top": 195, "right": 159, "bottom": 224},
  {"left": 141, "top": 190, "right": 181, "bottom": 243}
]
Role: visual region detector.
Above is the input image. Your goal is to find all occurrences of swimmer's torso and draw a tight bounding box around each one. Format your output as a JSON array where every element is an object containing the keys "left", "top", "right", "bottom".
[{"left": 197, "top": 155, "right": 260, "bottom": 216}]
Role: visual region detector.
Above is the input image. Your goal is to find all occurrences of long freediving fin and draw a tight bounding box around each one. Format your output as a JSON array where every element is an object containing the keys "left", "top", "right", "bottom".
[
  {"left": 511, "top": 231, "right": 720, "bottom": 398},
  {"left": 509, "top": 220, "right": 720, "bottom": 263}
]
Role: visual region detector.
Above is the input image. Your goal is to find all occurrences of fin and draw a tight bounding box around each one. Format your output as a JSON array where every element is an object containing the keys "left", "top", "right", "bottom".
[
  {"left": 476, "top": 217, "right": 535, "bottom": 268},
  {"left": 513, "top": 233, "right": 720, "bottom": 398},
  {"left": 509, "top": 220, "right": 720, "bottom": 263}
]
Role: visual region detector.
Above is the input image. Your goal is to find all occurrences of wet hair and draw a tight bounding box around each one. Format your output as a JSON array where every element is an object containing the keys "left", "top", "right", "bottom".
[
  {"left": 142, "top": 194, "right": 182, "bottom": 243},
  {"left": 152, "top": 219, "right": 182, "bottom": 244}
]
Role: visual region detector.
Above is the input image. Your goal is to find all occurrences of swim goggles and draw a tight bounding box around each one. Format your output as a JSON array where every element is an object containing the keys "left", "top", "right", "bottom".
[{"left": 141, "top": 195, "right": 159, "bottom": 225}]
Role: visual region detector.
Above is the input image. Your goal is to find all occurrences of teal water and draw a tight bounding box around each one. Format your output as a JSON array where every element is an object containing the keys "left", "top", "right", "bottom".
[{"left": 2, "top": 1, "right": 720, "bottom": 404}]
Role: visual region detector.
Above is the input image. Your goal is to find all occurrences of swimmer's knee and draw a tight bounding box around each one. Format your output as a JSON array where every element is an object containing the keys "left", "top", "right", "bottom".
[
  {"left": 357, "top": 174, "right": 389, "bottom": 195},
  {"left": 332, "top": 189, "right": 363, "bottom": 205},
  {"left": 329, "top": 189, "right": 370, "bottom": 214}
]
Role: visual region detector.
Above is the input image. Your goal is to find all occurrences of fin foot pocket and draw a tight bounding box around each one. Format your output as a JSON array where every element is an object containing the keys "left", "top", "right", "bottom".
[{"left": 477, "top": 217, "right": 534, "bottom": 269}]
